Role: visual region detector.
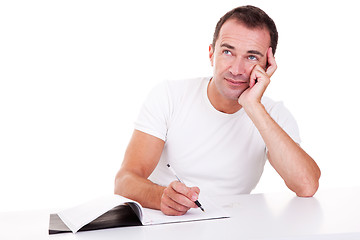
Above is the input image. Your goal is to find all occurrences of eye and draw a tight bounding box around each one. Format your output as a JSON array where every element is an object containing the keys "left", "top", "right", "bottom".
[
  {"left": 223, "top": 50, "right": 232, "bottom": 55},
  {"left": 248, "top": 55, "right": 258, "bottom": 61}
]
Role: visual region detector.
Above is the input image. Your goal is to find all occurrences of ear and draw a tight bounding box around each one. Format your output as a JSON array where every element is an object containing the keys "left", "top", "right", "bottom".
[{"left": 209, "top": 44, "right": 214, "bottom": 67}]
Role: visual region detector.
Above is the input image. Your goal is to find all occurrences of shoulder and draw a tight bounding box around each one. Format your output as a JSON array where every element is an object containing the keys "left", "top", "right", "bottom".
[
  {"left": 261, "top": 96, "right": 286, "bottom": 114},
  {"left": 261, "top": 96, "right": 296, "bottom": 123},
  {"left": 165, "top": 77, "right": 209, "bottom": 92},
  {"left": 261, "top": 96, "right": 301, "bottom": 143},
  {"left": 152, "top": 77, "right": 209, "bottom": 100},
  {"left": 144, "top": 77, "right": 210, "bottom": 110}
]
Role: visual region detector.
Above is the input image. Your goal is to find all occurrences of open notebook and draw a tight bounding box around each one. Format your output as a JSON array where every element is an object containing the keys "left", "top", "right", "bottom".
[{"left": 49, "top": 194, "right": 229, "bottom": 234}]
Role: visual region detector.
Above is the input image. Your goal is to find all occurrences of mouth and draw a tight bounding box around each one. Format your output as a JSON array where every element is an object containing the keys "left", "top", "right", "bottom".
[{"left": 224, "top": 78, "right": 248, "bottom": 87}]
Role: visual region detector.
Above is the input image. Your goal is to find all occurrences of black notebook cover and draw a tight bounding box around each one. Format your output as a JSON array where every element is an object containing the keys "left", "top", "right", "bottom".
[{"left": 49, "top": 204, "right": 142, "bottom": 234}]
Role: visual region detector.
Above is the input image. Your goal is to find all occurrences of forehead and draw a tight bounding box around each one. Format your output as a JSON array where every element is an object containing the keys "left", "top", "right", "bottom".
[{"left": 217, "top": 19, "right": 271, "bottom": 51}]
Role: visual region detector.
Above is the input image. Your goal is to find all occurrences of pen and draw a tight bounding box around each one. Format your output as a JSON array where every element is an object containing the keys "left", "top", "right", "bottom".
[{"left": 166, "top": 164, "right": 205, "bottom": 212}]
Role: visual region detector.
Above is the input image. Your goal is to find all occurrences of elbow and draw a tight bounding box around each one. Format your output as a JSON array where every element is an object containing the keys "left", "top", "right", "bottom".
[
  {"left": 114, "top": 174, "right": 121, "bottom": 195},
  {"left": 296, "top": 181, "right": 319, "bottom": 197},
  {"left": 114, "top": 170, "right": 127, "bottom": 196},
  {"left": 114, "top": 169, "right": 140, "bottom": 198},
  {"left": 295, "top": 170, "right": 320, "bottom": 197},
  {"left": 114, "top": 180, "right": 121, "bottom": 196},
  {"left": 295, "top": 169, "right": 321, "bottom": 197}
]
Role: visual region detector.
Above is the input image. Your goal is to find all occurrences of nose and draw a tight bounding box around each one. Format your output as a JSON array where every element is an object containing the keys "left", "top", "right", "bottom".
[{"left": 229, "top": 57, "right": 246, "bottom": 76}]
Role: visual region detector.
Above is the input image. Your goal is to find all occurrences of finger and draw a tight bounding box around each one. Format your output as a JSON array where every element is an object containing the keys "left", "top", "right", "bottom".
[
  {"left": 161, "top": 189, "right": 191, "bottom": 213},
  {"left": 249, "top": 64, "right": 259, "bottom": 88},
  {"left": 190, "top": 186, "right": 200, "bottom": 195},
  {"left": 189, "top": 187, "right": 200, "bottom": 208},
  {"left": 163, "top": 182, "right": 198, "bottom": 209},
  {"left": 160, "top": 201, "right": 187, "bottom": 216},
  {"left": 250, "top": 65, "right": 267, "bottom": 87},
  {"left": 266, "top": 47, "right": 277, "bottom": 77},
  {"left": 171, "top": 181, "right": 199, "bottom": 203},
  {"left": 163, "top": 185, "right": 194, "bottom": 210}
]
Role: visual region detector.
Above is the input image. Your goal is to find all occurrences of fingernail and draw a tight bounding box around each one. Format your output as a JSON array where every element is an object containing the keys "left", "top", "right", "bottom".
[{"left": 191, "top": 194, "right": 198, "bottom": 201}]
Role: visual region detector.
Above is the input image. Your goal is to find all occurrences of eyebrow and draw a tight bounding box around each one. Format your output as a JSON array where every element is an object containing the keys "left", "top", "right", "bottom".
[
  {"left": 247, "top": 50, "right": 264, "bottom": 57},
  {"left": 220, "top": 43, "right": 235, "bottom": 50},
  {"left": 220, "top": 43, "right": 264, "bottom": 57}
]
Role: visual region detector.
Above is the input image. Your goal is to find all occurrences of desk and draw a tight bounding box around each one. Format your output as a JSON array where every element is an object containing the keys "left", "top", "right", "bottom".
[{"left": 1, "top": 187, "right": 359, "bottom": 240}]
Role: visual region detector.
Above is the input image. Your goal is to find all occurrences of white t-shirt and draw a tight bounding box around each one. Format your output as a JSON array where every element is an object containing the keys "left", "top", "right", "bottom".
[{"left": 135, "top": 77, "right": 301, "bottom": 196}]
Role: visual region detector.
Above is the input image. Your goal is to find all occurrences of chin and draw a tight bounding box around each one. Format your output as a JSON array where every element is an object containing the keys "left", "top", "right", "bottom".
[{"left": 224, "top": 89, "right": 246, "bottom": 101}]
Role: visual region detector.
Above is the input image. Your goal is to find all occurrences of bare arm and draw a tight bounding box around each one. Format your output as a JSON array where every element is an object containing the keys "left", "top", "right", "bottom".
[
  {"left": 239, "top": 48, "right": 321, "bottom": 197},
  {"left": 114, "top": 130, "right": 199, "bottom": 215},
  {"left": 114, "top": 130, "right": 165, "bottom": 209},
  {"left": 245, "top": 103, "right": 320, "bottom": 196}
]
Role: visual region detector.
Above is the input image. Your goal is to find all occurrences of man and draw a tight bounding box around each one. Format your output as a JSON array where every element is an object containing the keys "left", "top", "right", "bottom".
[{"left": 114, "top": 5, "right": 321, "bottom": 216}]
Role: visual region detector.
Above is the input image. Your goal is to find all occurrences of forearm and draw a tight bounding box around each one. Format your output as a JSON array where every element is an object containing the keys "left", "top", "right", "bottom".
[
  {"left": 244, "top": 103, "right": 321, "bottom": 196},
  {"left": 114, "top": 169, "right": 165, "bottom": 210}
]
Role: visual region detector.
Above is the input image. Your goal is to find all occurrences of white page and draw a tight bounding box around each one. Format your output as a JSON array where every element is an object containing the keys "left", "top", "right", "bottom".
[
  {"left": 57, "top": 195, "right": 141, "bottom": 233},
  {"left": 141, "top": 197, "right": 229, "bottom": 225},
  {"left": 58, "top": 195, "right": 229, "bottom": 233}
]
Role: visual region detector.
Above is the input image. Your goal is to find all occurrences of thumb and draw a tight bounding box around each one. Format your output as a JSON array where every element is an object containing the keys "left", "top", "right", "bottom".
[
  {"left": 171, "top": 181, "right": 199, "bottom": 201},
  {"left": 189, "top": 187, "right": 200, "bottom": 201}
]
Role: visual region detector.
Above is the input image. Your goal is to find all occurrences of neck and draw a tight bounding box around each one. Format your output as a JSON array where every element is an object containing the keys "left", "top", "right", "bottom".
[{"left": 207, "top": 78, "right": 242, "bottom": 114}]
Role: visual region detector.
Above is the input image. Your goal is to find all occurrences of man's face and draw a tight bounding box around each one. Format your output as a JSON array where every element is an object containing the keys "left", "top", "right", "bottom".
[{"left": 209, "top": 19, "right": 271, "bottom": 101}]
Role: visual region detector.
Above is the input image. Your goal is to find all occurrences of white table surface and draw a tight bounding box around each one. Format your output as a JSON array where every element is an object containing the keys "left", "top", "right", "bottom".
[{"left": 1, "top": 187, "right": 359, "bottom": 240}]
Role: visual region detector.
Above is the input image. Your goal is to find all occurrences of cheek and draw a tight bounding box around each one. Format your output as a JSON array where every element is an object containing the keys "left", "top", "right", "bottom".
[
  {"left": 215, "top": 57, "right": 231, "bottom": 72},
  {"left": 258, "top": 58, "right": 268, "bottom": 70},
  {"left": 245, "top": 62, "right": 257, "bottom": 75}
]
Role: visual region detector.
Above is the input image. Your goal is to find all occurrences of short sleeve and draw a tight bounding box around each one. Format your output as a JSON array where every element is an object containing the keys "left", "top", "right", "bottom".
[
  {"left": 134, "top": 81, "right": 172, "bottom": 142},
  {"left": 266, "top": 100, "right": 301, "bottom": 145}
]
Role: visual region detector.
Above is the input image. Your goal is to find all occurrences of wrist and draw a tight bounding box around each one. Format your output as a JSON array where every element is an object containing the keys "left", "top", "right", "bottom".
[
  {"left": 242, "top": 100, "right": 264, "bottom": 116},
  {"left": 242, "top": 102, "right": 273, "bottom": 132}
]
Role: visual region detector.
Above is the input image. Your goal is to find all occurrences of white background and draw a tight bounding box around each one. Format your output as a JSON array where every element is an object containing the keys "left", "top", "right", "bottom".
[{"left": 1, "top": 0, "right": 359, "bottom": 212}]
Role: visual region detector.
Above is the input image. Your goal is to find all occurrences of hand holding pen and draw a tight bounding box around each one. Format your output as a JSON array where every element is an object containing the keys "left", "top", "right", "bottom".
[{"left": 159, "top": 164, "right": 204, "bottom": 216}]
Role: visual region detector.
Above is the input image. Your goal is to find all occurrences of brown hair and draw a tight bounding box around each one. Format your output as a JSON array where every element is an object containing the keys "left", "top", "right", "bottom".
[{"left": 212, "top": 5, "right": 278, "bottom": 55}]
